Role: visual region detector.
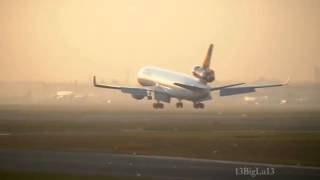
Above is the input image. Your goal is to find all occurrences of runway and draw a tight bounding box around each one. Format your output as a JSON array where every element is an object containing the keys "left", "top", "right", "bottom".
[{"left": 0, "top": 149, "right": 319, "bottom": 180}]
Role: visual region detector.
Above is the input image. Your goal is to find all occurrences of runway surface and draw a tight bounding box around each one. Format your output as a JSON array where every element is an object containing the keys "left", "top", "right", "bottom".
[{"left": 0, "top": 149, "right": 319, "bottom": 180}]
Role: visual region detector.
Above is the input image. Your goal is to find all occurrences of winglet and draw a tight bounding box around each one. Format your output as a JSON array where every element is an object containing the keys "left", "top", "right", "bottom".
[
  {"left": 283, "top": 76, "right": 290, "bottom": 85},
  {"left": 203, "top": 44, "right": 214, "bottom": 68},
  {"left": 92, "top": 75, "right": 122, "bottom": 89},
  {"left": 93, "top": 75, "right": 97, "bottom": 86}
]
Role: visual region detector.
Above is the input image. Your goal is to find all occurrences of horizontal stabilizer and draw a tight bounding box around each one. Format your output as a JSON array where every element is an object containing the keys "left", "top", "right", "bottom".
[{"left": 173, "top": 83, "right": 206, "bottom": 91}]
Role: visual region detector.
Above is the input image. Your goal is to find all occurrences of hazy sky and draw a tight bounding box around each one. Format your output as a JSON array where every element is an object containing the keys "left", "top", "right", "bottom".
[{"left": 0, "top": 0, "right": 319, "bottom": 83}]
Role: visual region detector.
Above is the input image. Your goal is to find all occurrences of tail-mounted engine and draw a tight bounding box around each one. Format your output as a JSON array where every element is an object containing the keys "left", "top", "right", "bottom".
[
  {"left": 192, "top": 66, "right": 215, "bottom": 82},
  {"left": 192, "top": 44, "right": 215, "bottom": 83}
]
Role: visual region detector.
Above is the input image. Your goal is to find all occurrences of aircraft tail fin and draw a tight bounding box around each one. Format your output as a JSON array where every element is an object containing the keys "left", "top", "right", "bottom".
[{"left": 203, "top": 44, "right": 214, "bottom": 68}]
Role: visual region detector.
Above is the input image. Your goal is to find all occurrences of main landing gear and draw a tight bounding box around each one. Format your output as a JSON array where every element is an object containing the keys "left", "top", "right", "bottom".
[
  {"left": 176, "top": 102, "right": 183, "bottom": 108},
  {"left": 153, "top": 102, "right": 164, "bottom": 109},
  {"left": 193, "top": 102, "right": 205, "bottom": 109},
  {"left": 147, "top": 91, "right": 152, "bottom": 100}
]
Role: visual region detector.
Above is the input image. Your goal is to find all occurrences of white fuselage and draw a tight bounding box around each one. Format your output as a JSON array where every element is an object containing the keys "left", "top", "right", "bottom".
[{"left": 137, "top": 66, "right": 212, "bottom": 101}]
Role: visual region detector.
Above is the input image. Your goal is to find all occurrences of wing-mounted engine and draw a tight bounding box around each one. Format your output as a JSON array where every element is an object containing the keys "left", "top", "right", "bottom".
[
  {"left": 131, "top": 94, "right": 145, "bottom": 100},
  {"left": 192, "top": 44, "right": 215, "bottom": 83}
]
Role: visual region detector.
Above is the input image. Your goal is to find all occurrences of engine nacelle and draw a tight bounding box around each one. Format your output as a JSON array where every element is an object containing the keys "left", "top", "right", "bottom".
[
  {"left": 131, "top": 94, "right": 145, "bottom": 100},
  {"left": 192, "top": 66, "right": 215, "bottom": 83}
]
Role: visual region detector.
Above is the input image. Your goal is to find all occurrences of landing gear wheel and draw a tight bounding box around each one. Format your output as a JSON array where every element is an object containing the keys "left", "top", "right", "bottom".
[
  {"left": 147, "top": 91, "right": 152, "bottom": 100},
  {"left": 158, "top": 103, "right": 164, "bottom": 109},
  {"left": 153, "top": 103, "right": 164, "bottom": 109},
  {"left": 176, "top": 102, "right": 183, "bottom": 108},
  {"left": 199, "top": 103, "right": 204, "bottom": 109},
  {"left": 193, "top": 103, "right": 205, "bottom": 109}
]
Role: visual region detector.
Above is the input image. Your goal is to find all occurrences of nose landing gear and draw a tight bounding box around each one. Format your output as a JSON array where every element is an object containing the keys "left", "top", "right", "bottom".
[{"left": 147, "top": 91, "right": 152, "bottom": 100}]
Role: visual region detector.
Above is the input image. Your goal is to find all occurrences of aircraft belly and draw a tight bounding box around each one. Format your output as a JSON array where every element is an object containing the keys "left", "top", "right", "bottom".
[{"left": 166, "top": 87, "right": 211, "bottom": 102}]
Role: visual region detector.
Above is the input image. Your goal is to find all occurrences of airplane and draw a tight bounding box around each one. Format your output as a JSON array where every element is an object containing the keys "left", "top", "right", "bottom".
[{"left": 93, "top": 44, "right": 288, "bottom": 109}]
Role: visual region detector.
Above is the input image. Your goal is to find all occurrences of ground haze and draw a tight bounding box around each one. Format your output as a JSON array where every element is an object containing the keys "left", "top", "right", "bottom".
[{"left": 1, "top": 105, "right": 319, "bottom": 166}]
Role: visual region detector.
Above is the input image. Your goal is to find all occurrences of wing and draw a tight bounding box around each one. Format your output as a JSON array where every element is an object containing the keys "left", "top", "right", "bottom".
[
  {"left": 173, "top": 82, "right": 245, "bottom": 92},
  {"left": 93, "top": 75, "right": 149, "bottom": 96},
  {"left": 93, "top": 76, "right": 170, "bottom": 102},
  {"left": 219, "top": 78, "right": 289, "bottom": 96},
  {"left": 210, "top": 83, "right": 246, "bottom": 91}
]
